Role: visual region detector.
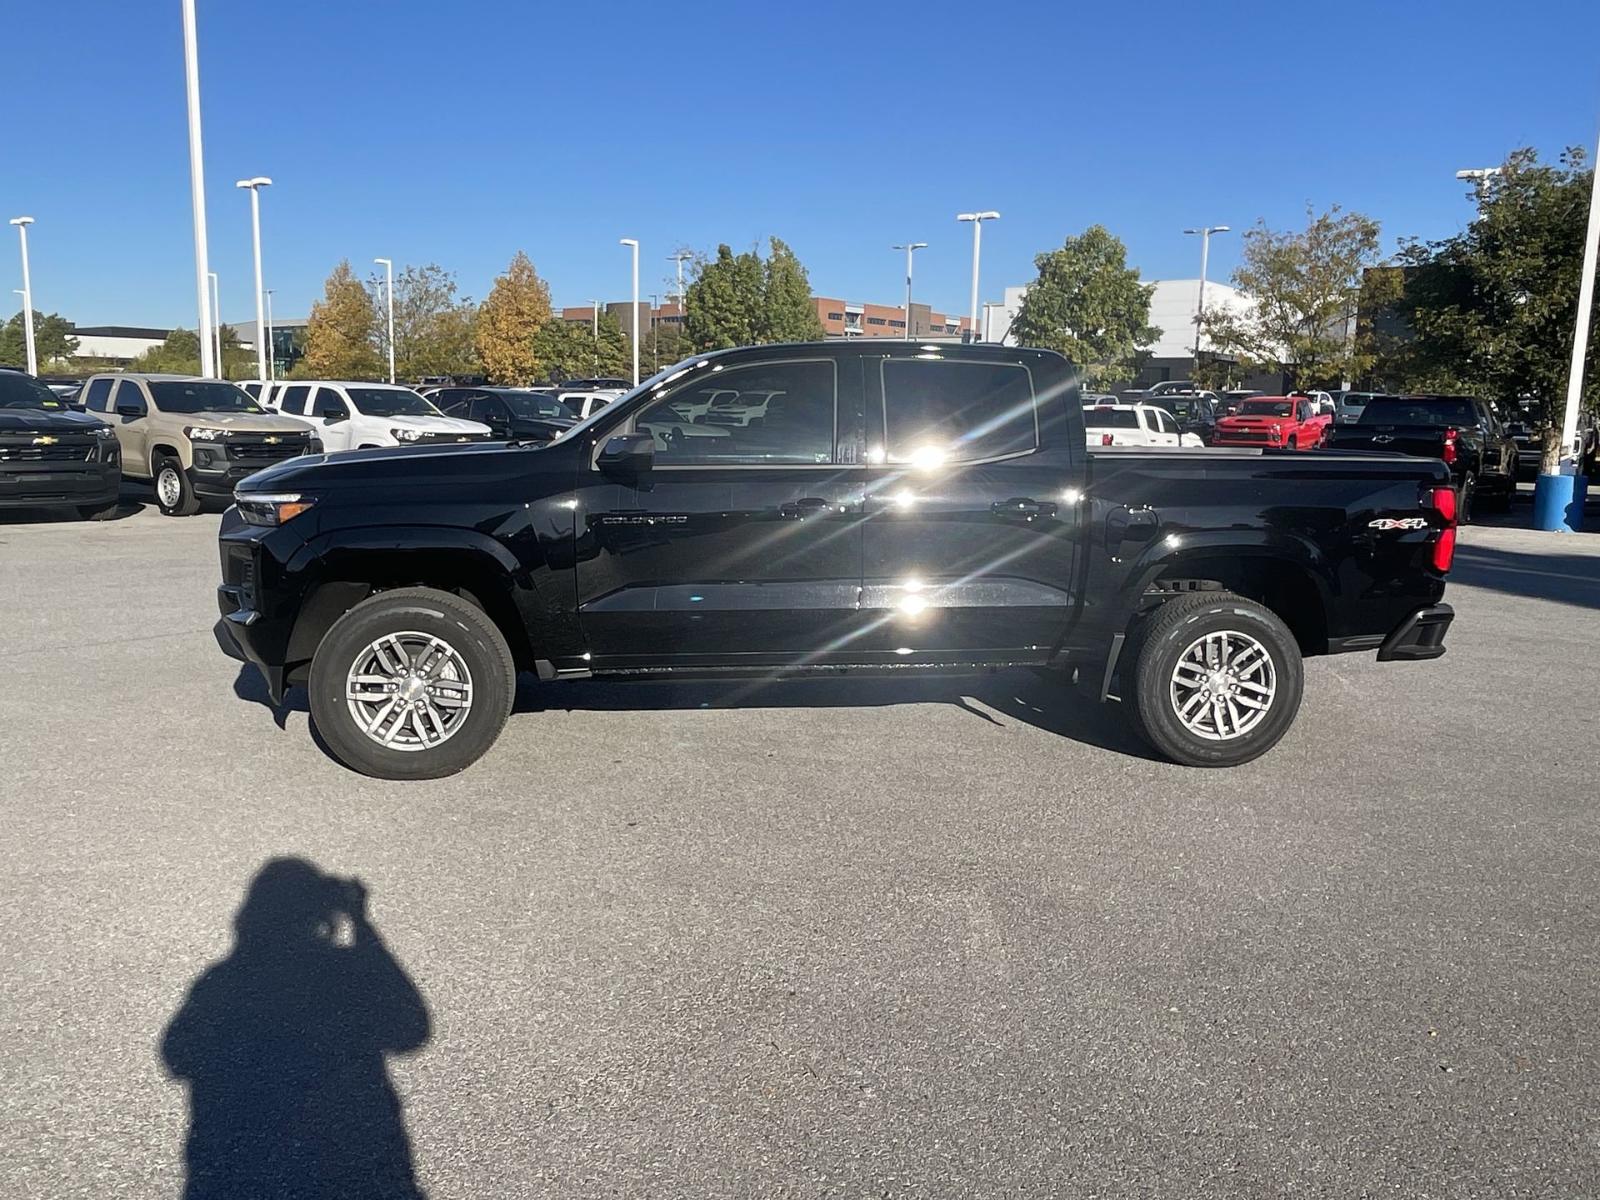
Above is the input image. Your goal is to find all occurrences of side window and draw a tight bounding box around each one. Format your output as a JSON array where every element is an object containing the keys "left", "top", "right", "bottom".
[
  {"left": 1152, "top": 409, "right": 1173, "bottom": 434},
  {"left": 631, "top": 360, "right": 836, "bottom": 465},
  {"left": 82, "top": 377, "right": 114, "bottom": 412},
  {"left": 472, "top": 396, "right": 508, "bottom": 422},
  {"left": 277, "top": 384, "right": 310, "bottom": 415},
  {"left": 114, "top": 379, "right": 147, "bottom": 413},
  {"left": 311, "top": 387, "right": 348, "bottom": 418},
  {"left": 881, "top": 359, "right": 1036, "bottom": 464}
]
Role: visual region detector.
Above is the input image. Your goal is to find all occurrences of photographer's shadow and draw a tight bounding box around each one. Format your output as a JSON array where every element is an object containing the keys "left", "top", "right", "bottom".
[{"left": 162, "top": 858, "right": 431, "bottom": 1199}]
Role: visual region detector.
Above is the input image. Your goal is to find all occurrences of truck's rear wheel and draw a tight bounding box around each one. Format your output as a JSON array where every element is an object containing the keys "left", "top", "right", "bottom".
[
  {"left": 308, "top": 587, "right": 516, "bottom": 780},
  {"left": 1128, "top": 591, "right": 1303, "bottom": 767}
]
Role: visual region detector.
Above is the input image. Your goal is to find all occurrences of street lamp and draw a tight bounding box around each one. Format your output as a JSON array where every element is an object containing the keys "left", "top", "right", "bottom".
[
  {"left": 264, "top": 289, "right": 275, "bottom": 382},
  {"left": 1183, "top": 225, "right": 1231, "bottom": 378},
  {"left": 180, "top": 0, "right": 215, "bottom": 377},
  {"left": 620, "top": 238, "right": 640, "bottom": 385},
  {"left": 891, "top": 242, "right": 928, "bottom": 340},
  {"left": 374, "top": 257, "right": 395, "bottom": 384},
  {"left": 1456, "top": 167, "right": 1503, "bottom": 181},
  {"left": 235, "top": 176, "right": 272, "bottom": 381},
  {"left": 669, "top": 251, "right": 693, "bottom": 327},
  {"left": 588, "top": 298, "right": 602, "bottom": 373},
  {"left": 8, "top": 217, "right": 36, "bottom": 375},
  {"left": 956, "top": 212, "right": 999, "bottom": 343},
  {"left": 208, "top": 271, "right": 223, "bottom": 376}
]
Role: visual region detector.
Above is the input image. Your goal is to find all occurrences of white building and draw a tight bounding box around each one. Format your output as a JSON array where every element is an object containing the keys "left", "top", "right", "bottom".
[
  {"left": 69, "top": 325, "right": 170, "bottom": 363},
  {"left": 982, "top": 278, "right": 1253, "bottom": 363}
]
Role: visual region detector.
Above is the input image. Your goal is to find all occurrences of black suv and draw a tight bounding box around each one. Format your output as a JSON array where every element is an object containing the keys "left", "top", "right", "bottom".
[{"left": 0, "top": 369, "right": 121, "bottom": 518}]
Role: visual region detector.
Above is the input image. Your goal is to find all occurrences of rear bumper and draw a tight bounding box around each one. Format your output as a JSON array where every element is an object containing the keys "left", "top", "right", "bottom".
[{"left": 1377, "top": 603, "right": 1453, "bottom": 661}]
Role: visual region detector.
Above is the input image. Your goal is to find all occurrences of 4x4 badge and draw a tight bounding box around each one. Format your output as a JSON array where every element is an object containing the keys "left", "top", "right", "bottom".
[{"left": 1369, "top": 517, "right": 1429, "bottom": 530}]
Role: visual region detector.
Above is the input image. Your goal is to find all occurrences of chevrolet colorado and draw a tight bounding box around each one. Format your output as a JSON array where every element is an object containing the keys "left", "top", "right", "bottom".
[{"left": 215, "top": 342, "right": 1458, "bottom": 780}]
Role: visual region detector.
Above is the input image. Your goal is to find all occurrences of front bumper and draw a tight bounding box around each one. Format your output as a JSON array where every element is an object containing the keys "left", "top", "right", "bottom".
[
  {"left": 0, "top": 461, "right": 120, "bottom": 508},
  {"left": 1377, "top": 603, "right": 1454, "bottom": 661}
]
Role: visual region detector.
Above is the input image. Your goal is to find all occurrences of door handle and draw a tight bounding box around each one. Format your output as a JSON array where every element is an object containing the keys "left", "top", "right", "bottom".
[
  {"left": 991, "top": 497, "right": 1057, "bottom": 519},
  {"left": 779, "top": 497, "right": 830, "bottom": 518}
]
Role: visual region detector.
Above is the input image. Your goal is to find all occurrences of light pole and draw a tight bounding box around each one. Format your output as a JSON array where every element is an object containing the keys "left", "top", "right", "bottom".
[
  {"left": 956, "top": 212, "right": 999, "bottom": 343},
  {"left": 235, "top": 176, "right": 272, "bottom": 380},
  {"left": 1183, "top": 225, "right": 1231, "bottom": 378},
  {"left": 208, "top": 272, "right": 223, "bottom": 376},
  {"left": 8, "top": 217, "right": 36, "bottom": 375},
  {"left": 588, "top": 298, "right": 601, "bottom": 373},
  {"left": 374, "top": 257, "right": 396, "bottom": 384},
  {"left": 891, "top": 242, "right": 928, "bottom": 340},
  {"left": 1456, "top": 167, "right": 1503, "bottom": 181},
  {"left": 650, "top": 294, "right": 661, "bottom": 372},
  {"left": 620, "top": 238, "right": 640, "bottom": 385},
  {"left": 669, "top": 250, "right": 693, "bottom": 326},
  {"left": 264, "top": 289, "right": 275, "bottom": 381},
  {"left": 180, "top": 0, "right": 215, "bottom": 378}
]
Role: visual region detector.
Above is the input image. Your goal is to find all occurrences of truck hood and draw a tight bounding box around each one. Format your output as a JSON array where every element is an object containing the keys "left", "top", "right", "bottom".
[
  {"left": 1218, "top": 414, "right": 1292, "bottom": 429},
  {"left": 185, "top": 411, "right": 314, "bottom": 433},
  {"left": 0, "top": 407, "right": 110, "bottom": 434},
  {"left": 235, "top": 439, "right": 560, "bottom": 495},
  {"left": 385, "top": 415, "right": 493, "bottom": 436}
]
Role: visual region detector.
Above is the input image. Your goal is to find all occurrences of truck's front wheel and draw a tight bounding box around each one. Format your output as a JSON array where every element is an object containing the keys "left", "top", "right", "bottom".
[
  {"left": 1128, "top": 591, "right": 1304, "bottom": 768},
  {"left": 308, "top": 587, "right": 516, "bottom": 780}
]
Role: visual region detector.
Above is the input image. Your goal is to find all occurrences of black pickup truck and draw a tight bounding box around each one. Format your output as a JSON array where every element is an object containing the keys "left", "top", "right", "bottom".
[
  {"left": 0, "top": 368, "right": 121, "bottom": 518},
  {"left": 1325, "top": 394, "right": 1518, "bottom": 519},
  {"left": 214, "top": 342, "right": 1458, "bottom": 780}
]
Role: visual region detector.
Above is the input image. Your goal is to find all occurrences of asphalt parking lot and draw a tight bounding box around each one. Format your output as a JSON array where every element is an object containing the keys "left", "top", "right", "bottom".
[{"left": 3, "top": 491, "right": 1599, "bottom": 1198}]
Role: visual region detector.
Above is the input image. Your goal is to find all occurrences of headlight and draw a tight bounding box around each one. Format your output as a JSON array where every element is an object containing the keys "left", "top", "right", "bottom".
[
  {"left": 186, "top": 426, "right": 227, "bottom": 441},
  {"left": 235, "top": 491, "right": 318, "bottom": 527},
  {"left": 391, "top": 427, "right": 424, "bottom": 442},
  {"left": 92, "top": 424, "right": 116, "bottom": 438}
]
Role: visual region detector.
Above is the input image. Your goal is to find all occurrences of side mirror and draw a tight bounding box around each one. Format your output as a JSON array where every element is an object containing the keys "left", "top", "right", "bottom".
[
  {"left": 115, "top": 403, "right": 145, "bottom": 418},
  {"left": 324, "top": 409, "right": 349, "bottom": 423},
  {"left": 597, "top": 432, "right": 654, "bottom": 480}
]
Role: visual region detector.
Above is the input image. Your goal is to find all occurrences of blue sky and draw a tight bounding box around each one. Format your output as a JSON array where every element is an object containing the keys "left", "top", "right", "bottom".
[{"left": 7, "top": 0, "right": 1600, "bottom": 330}]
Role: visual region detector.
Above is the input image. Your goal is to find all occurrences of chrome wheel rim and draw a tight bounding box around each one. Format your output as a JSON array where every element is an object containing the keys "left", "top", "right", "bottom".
[
  {"left": 157, "top": 468, "right": 182, "bottom": 508},
  {"left": 346, "top": 630, "right": 474, "bottom": 753},
  {"left": 1169, "top": 629, "right": 1276, "bottom": 741}
]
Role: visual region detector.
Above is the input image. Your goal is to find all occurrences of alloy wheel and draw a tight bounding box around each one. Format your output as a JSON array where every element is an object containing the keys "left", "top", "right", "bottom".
[
  {"left": 1168, "top": 629, "right": 1277, "bottom": 741},
  {"left": 345, "top": 630, "right": 475, "bottom": 752}
]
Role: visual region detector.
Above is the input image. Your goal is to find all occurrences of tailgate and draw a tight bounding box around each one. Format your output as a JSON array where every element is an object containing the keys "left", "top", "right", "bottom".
[{"left": 1326, "top": 424, "right": 1447, "bottom": 458}]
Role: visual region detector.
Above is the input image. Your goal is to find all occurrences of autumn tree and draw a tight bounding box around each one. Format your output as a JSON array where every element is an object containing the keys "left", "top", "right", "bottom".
[
  {"left": 1199, "top": 206, "right": 1385, "bottom": 389},
  {"left": 368, "top": 263, "right": 478, "bottom": 381},
  {"left": 684, "top": 238, "right": 825, "bottom": 351},
  {"left": 299, "top": 260, "right": 383, "bottom": 379},
  {"left": 475, "top": 251, "right": 552, "bottom": 384},
  {"left": 1008, "top": 225, "right": 1159, "bottom": 385}
]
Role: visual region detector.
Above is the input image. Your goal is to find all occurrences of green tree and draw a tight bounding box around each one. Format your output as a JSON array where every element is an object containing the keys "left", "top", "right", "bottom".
[
  {"left": 475, "top": 251, "right": 553, "bottom": 385},
  {"left": 640, "top": 319, "right": 691, "bottom": 374},
  {"left": 301, "top": 260, "right": 384, "bottom": 379},
  {"left": 1199, "top": 206, "right": 1385, "bottom": 389},
  {"left": 367, "top": 263, "right": 479, "bottom": 382},
  {"left": 0, "top": 310, "right": 79, "bottom": 368},
  {"left": 1009, "top": 225, "right": 1160, "bottom": 385},
  {"left": 1374, "top": 147, "right": 1599, "bottom": 473},
  {"left": 760, "top": 237, "right": 826, "bottom": 343},
  {"left": 528, "top": 312, "right": 631, "bottom": 382},
  {"left": 683, "top": 238, "right": 825, "bottom": 351}
]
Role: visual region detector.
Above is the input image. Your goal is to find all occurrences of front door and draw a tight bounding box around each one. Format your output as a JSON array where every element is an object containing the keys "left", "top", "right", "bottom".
[
  {"left": 856, "top": 351, "right": 1083, "bottom": 661},
  {"left": 111, "top": 379, "right": 151, "bottom": 475},
  {"left": 574, "top": 356, "right": 868, "bottom": 665}
]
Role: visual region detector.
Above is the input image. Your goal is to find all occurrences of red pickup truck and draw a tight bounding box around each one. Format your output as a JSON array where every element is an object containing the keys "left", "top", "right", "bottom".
[{"left": 1213, "top": 396, "right": 1330, "bottom": 451}]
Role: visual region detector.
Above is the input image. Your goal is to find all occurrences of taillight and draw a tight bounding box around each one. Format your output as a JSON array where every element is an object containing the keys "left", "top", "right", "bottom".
[
  {"left": 1441, "top": 427, "right": 1458, "bottom": 464},
  {"left": 1428, "top": 484, "right": 1457, "bottom": 572},
  {"left": 1101, "top": 433, "right": 1114, "bottom": 446}
]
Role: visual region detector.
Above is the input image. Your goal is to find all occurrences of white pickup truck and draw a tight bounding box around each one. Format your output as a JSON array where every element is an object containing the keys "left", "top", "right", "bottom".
[
  {"left": 1083, "top": 402, "right": 1204, "bottom": 448},
  {"left": 266, "top": 382, "right": 491, "bottom": 451}
]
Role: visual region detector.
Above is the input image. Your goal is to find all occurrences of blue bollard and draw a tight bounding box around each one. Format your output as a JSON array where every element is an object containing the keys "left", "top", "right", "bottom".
[{"left": 1532, "top": 472, "right": 1586, "bottom": 532}]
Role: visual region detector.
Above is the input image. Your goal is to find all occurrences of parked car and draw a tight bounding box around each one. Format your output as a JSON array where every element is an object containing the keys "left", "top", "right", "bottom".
[
  {"left": 0, "top": 369, "right": 121, "bottom": 519},
  {"left": 1083, "top": 403, "right": 1204, "bottom": 448},
  {"left": 431, "top": 386, "right": 579, "bottom": 441},
  {"left": 1219, "top": 389, "right": 1264, "bottom": 416},
  {"left": 1144, "top": 380, "right": 1197, "bottom": 398},
  {"left": 1152, "top": 392, "right": 1223, "bottom": 444},
  {"left": 215, "top": 341, "right": 1458, "bottom": 780},
  {"left": 556, "top": 389, "right": 627, "bottom": 420},
  {"left": 265, "top": 381, "right": 492, "bottom": 452},
  {"left": 560, "top": 376, "right": 632, "bottom": 391},
  {"left": 239, "top": 380, "right": 278, "bottom": 405},
  {"left": 1505, "top": 401, "right": 1599, "bottom": 477},
  {"left": 1212, "top": 396, "right": 1330, "bottom": 450},
  {"left": 1333, "top": 391, "right": 1398, "bottom": 426},
  {"left": 78, "top": 373, "right": 319, "bottom": 515},
  {"left": 1293, "top": 390, "right": 1336, "bottom": 418},
  {"left": 1325, "top": 394, "right": 1518, "bottom": 519}
]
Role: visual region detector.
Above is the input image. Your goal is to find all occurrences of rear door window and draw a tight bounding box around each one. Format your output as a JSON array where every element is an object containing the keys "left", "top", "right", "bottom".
[{"left": 880, "top": 359, "right": 1036, "bottom": 464}]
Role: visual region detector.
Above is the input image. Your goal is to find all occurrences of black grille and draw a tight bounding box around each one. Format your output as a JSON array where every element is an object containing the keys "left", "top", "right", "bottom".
[
  {"left": 1220, "top": 430, "right": 1273, "bottom": 444},
  {"left": 227, "top": 435, "right": 309, "bottom": 460},
  {"left": 0, "top": 438, "right": 95, "bottom": 462},
  {"left": 413, "top": 431, "right": 487, "bottom": 444}
]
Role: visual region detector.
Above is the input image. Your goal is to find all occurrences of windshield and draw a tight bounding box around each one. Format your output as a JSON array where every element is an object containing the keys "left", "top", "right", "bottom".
[
  {"left": 1241, "top": 400, "right": 1294, "bottom": 417},
  {"left": 501, "top": 392, "right": 577, "bottom": 420},
  {"left": 1359, "top": 397, "right": 1478, "bottom": 426},
  {"left": 0, "top": 372, "right": 69, "bottom": 410},
  {"left": 1085, "top": 408, "right": 1140, "bottom": 429},
  {"left": 346, "top": 387, "right": 441, "bottom": 417},
  {"left": 148, "top": 380, "right": 264, "bottom": 415}
]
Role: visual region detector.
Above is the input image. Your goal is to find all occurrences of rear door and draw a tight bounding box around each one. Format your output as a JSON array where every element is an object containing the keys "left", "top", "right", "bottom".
[
  {"left": 857, "top": 351, "right": 1083, "bottom": 660},
  {"left": 573, "top": 354, "right": 868, "bottom": 664}
]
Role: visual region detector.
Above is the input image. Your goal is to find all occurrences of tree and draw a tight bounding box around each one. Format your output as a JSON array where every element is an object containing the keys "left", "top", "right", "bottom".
[
  {"left": 126, "top": 327, "right": 203, "bottom": 375},
  {"left": 683, "top": 238, "right": 826, "bottom": 352},
  {"left": 1199, "top": 206, "right": 1385, "bottom": 390},
  {"left": 1008, "top": 226, "right": 1160, "bottom": 385},
  {"left": 0, "top": 310, "right": 79, "bottom": 368},
  {"left": 366, "top": 263, "right": 478, "bottom": 382},
  {"left": 300, "top": 260, "right": 384, "bottom": 379},
  {"left": 475, "top": 251, "right": 552, "bottom": 385},
  {"left": 528, "top": 312, "right": 631, "bottom": 382},
  {"left": 1373, "top": 147, "right": 1599, "bottom": 473},
  {"left": 640, "top": 320, "right": 691, "bottom": 374}
]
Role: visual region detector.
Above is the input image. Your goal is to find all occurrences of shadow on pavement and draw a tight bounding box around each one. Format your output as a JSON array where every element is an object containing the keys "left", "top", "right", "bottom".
[
  {"left": 1451, "top": 541, "right": 1600, "bottom": 610},
  {"left": 0, "top": 498, "right": 146, "bottom": 524},
  {"left": 161, "top": 858, "right": 431, "bottom": 1200}
]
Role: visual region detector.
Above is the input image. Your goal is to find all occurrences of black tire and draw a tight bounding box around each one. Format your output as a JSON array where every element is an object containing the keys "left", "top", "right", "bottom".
[
  {"left": 77, "top": 501, "right": 120, "bottom": 521},
  {"left": 1126, "top": 590, "right": 1304, "bottom": 768},
  {"left": 308, "top": 587, "right": 516, "bottom": 781},
  {"left": 153, "top": 455, "right": 201, "bottom": 516}
]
